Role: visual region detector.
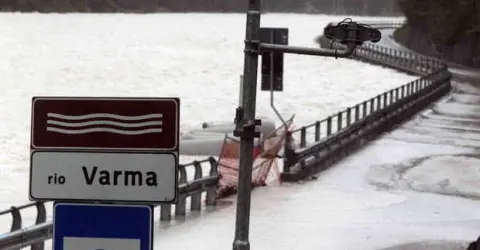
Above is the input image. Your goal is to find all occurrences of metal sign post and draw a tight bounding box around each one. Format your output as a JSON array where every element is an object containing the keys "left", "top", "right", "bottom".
[
  {"left": 239, "top": 75, "right": 244, "bottom": 107},
  {"left": 232, "top": 2, "right": 382, "bottom": 250},
  {"left": 232, "top": 1, "right": 262, "bottom": 249},
  {"left": 30, "top": 97, "right": 180, "bottom": 250}
]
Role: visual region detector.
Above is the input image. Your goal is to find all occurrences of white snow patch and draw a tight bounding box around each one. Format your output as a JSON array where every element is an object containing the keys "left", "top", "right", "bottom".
[
  {"left": 433, "top": 103, "right": 480, "bottom": 118},
  {"left": 404, "top": 156, "right": 480, "bottom": 198},
  {"left": 451, "top": 93, "right": 480, "bottom": 104},
  {"left": 367, "top": 155, "right": 480, "bottom": 199},
  {"left": 384, "top": 129, "right": 480, "bottom": 148}
]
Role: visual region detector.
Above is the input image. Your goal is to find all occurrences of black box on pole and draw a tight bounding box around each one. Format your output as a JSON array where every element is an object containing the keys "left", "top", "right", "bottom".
[{"left": 260, "top": 27, "right": 288, "bottom": 92}]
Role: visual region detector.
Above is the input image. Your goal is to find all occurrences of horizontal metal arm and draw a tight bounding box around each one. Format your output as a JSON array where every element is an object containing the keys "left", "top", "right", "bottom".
[{"left": 259, "top": 42, "right": 356, "bottom": 58}]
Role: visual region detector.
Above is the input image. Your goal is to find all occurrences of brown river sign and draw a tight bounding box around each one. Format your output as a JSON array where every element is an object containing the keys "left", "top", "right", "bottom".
[{"left": 29, "top": 97, "right": 180, "bottom": 203}]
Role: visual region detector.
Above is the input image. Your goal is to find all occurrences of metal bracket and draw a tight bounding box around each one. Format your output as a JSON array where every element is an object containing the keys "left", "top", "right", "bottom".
[
  {"left": 244, "top": 39, "right": 260, "bottom": 54},
  {"left": 233, "top": 107, "right": 262, "bottom": 139},
  {"left": 233, "top": 122, "right": 262, "bottom": 139},
  {"left": 234, "top": 107, "right": 244, "bottom": 125}
]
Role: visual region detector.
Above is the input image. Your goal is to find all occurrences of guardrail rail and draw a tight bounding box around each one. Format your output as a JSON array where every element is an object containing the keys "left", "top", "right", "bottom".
[
  {"left": 281, "top": 20, "right": 452, "bottom": 181},
  {"left": 0, "top": 157, "right": 218, "bottom": 250}
]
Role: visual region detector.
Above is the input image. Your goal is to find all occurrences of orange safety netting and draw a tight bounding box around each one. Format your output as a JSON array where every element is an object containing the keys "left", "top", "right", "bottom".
[{"left": 217, "top": 120, "right": 293, "bottom": 198}]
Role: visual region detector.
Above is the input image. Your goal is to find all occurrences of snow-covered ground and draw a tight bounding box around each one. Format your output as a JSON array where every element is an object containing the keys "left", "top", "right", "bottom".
[
  {"left": 0, "top": 13, "right": 413, "bottom": 226},
  {"left": 369, "top": 155, "right": 480, "bottom": 199},
  {"left": 365, "top": 30, "right": 480, "bottom": 203},
  {"left": 1, "top": 13, "right": 480, "bottom": 250},
  {"left": 141, "top": 75, "right": 480, "bottom": 249},
  {"left": 366, "top": 82, "right": 480, "bottom": 199}
]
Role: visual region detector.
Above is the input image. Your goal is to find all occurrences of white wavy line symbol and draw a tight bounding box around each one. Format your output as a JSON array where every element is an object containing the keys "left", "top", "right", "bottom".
[
  {"left": 47, "top": 113, "right": 162, "bottom": 120},
  {"left": 46, "top": 112, "right": 163, "bottom": 135}
]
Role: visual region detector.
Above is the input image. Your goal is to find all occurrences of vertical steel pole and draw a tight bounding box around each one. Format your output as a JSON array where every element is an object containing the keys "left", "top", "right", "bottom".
[
  {"left": 239, "top": 75, "right": 244, "bottom": 107},
  {"left": 232, "top": 0, "right": 261, "bottom": 250}
]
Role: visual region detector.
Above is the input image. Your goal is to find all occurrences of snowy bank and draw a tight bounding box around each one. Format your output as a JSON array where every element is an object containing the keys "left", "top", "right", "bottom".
[
  {"left": 376, "top": 240, "right": 469, "bottom": 250},
  {"left": 366, "top": 154, "right": 480, "bottom": 199}
]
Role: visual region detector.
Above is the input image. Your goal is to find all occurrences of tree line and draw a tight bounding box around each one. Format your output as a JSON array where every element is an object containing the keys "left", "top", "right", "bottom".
[
  {"left": 398, "top": 0, "right": 479, "bottom": 47},
  {"left": 397, "top": 0, "right": 480, "bottom": 67},
  {"left": 0, "top": 0, "right": 401, "bottom": 15}
]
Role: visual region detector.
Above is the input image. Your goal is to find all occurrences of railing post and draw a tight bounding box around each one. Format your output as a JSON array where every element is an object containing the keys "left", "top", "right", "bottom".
[
  {"left": 314, "top": 121, "right": 321, "bottom": 141},
  {"left": 401, "top": 50, "right": 405, "bottom": 66},
  {"left": 31, "top": 202, "right": 47, "bottom": 250},
  {"left": 326, "top": 117, "right": 332, "bottom": 136},
  {"left": 206, "top": 157, "right": 218, "bottom": 206},
  {"left": 175, "top": 167, "right": 187, "bottom": 218},
  {"left": 370, "top": 98, "right": 375, "bottom": 113},
  {"left": 421, "top": 55, "right": 427, "bottom": 73},
  {"left": 362, "top": 101, "right": 367, "bottom": 118},
  {"left": 389, "top": 48, "right": 395, "bottom": 64},
  {"left": 337, "top": 112, "right": 343, "bottom": 131},
  {"left": 406, "top": 51, "right": 411, "bottom": 67},
  {"left": 411, "top": 53, "right": 416, "bottom": 67},
  {"left": 355, "top": 105, "right": 360, "bottom": 121},
  {"left": 346, "top": 108, "right": 351, "bottom": 125},
  {"left": 407, "top": 52, "right": 412, "bottom": 67},
  {"left": 34, "top": 202, "right": 46, "bottom": 225},
  {"left": 10, "top": 206, "right": 21, "bottom": 232},
  {"left": 160, "top": 205, "right": 172, "bottom": 221},
  {"left": 190, "top": 161, "right": 203, "bottom": 212},
  {"left": 388, "top": 48, "right": 393, "bottom": 64},
  {"left": 7, "top": 206, "right": 22, "bottom": 250},
  {"left": 283, "top": 131, "right": 297, "bottom": 173},
  {"left": 403, "top": 51, "right": 407, "bottom": 67},
  {"left": 300, "top": 127, "right": 307, "bottom": 147},
  {"left": 415, "top": 54, "right": 420, "bottom": 69},
  {"left": 376, "top": 95, "right": 381, "bottom": 110}
]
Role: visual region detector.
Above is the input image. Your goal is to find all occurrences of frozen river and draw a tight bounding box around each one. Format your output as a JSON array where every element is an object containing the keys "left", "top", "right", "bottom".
[
  {"left": 4, "top": 13, "right": 477, "bottom": 250},
  {"left": 0, "top": 13, "right": 412, "bottom": 210}
]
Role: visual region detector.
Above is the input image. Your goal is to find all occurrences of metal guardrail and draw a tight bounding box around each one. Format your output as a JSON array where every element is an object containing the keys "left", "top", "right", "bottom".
[
  {"left": 0, "top": 201, "right": 47, "bottom": 233},
  {"left": 160, "top": 157, "right": 218, "bottom": 221},
  {"left": 0, "top": 201, "right": 47, "bottom": 250},
  {"left": 0, "top": 157, "right": 218, "bottom": 250},
  {"left": 1, "top": 223, "right": 52, "bottom": 250},
  {"left": 282, "top": 20, "right": 452, "bottom": 175}
]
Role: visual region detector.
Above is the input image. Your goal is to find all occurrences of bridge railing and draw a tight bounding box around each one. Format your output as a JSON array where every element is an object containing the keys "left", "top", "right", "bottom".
[
  {"left": 160, "top": 157, "right": 218, "bottom": 221},
  {"left": 0, "top": 201, "right": 47, "bottom": 234},
  {"left": 281, "top": 21, "right": 452, "bottom": 181},
  {"left": 0, "top": 157, "right": 218, "bottom": 250},
  {"left": 0, "top": 201, "right": 48, "bottom": 250}
]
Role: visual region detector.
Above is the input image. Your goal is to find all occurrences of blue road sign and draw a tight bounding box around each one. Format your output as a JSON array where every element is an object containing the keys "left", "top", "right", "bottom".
[{"left": 53, "top": 203, "right": 153, "bottom": 250}]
